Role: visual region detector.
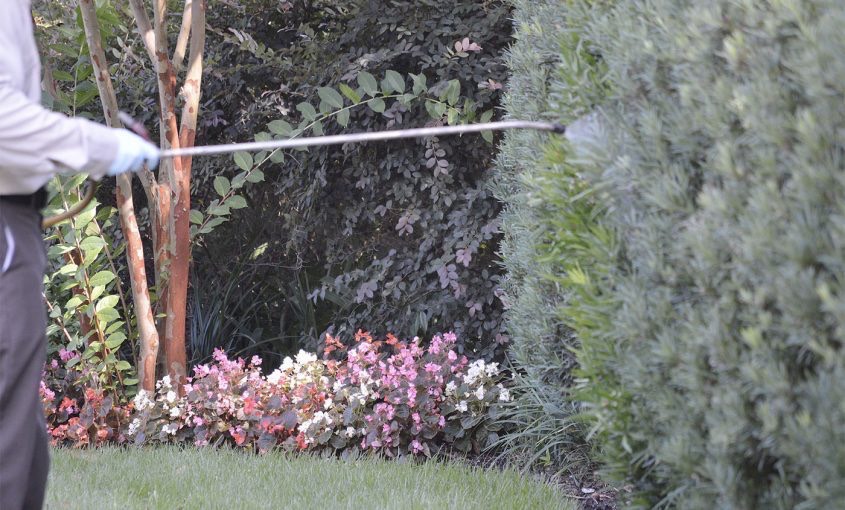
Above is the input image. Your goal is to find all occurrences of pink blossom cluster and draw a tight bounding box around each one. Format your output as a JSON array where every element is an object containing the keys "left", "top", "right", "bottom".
[{"left": 128, "top": 331, "right": 511, "bottom": 456}]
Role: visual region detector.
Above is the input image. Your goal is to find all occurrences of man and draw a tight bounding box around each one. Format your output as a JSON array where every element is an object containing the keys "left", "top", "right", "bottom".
[{"left": 0, "top": 2, "right": 159, "bottom": 508}]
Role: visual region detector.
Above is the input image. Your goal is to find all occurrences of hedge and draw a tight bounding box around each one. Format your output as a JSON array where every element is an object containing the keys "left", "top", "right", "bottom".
[
  {"left": 491, "top": 0, "right": 606, "bottom": 472},
  {"left": 528, "top": 0, "right": 845, "bottom": 507},
  {"left": 499, "top": 0, "right": 845, "bottom": 506}
]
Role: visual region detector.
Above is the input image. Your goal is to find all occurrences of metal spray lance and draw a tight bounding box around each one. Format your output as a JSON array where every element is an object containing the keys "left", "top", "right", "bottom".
[{"left": 42, "top": 116, "right": 566, "bottom": 228}]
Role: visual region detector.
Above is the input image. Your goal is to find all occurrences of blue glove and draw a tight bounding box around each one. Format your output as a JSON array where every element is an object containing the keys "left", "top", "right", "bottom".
[{"left": 107, "top": 129, "right": 160, "bottom": 176}]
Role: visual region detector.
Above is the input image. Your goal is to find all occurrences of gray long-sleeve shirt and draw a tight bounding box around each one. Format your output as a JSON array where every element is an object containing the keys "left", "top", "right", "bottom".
[{"left": 0, "top": 0, "right": 120, "bottom": 195}]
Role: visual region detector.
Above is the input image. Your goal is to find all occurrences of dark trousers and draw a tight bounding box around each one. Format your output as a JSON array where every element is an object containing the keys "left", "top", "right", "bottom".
[{"left": 0, "top": 200, "right": 49, "bottom": 510}]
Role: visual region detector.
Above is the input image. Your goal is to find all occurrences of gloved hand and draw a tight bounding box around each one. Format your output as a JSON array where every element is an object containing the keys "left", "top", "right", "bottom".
[{"left": 107, "top": 129, "right": 160, "bottom": 176}]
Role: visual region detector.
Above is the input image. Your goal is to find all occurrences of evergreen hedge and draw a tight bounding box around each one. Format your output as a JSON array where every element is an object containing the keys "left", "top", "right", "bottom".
[
  {"left": 501, "top": 0, "right": 845, "bottom": 507},
  {"left": 491, "top": 0, "right": 606, "bottom": 471}
]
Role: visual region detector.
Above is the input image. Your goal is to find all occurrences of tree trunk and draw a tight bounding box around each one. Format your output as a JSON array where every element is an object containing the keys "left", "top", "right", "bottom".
[
  {"left": 81, "top": 0, "right": 205, "bottom": 391},
  {"left": 78, "top": 0, "right": 161, "bottom": 392}
]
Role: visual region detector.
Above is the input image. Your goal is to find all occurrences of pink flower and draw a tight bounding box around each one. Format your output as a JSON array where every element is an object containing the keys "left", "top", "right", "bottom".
[
  {"left": 424, "top": 363, "right": 441, "bottom": 374},
  {"left": 59, "top": 348, "right": 75, "bottom": 362},
  {"left": 429, "top": 335, "right": 444, "bottom": 355},
  {"left": 193, "top": 364, "right": 211, "bottom": 377},
  {"left": 411, "top": 439, "right": 423, "bottom": 454},
  {"left": 230, "top": 426, "right": 246, "bottom": 446}
]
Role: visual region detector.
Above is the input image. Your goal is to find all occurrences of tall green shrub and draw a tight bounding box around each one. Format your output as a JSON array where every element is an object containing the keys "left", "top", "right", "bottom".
[
  {"left": 560, "top": 1, "right": 845, "bottom": 507},
  {"left": 196, "top": 0, "right": 515, "bottom": 359},
  {"left": 491, "top": 0, "right": 607, "bottom": 471}
]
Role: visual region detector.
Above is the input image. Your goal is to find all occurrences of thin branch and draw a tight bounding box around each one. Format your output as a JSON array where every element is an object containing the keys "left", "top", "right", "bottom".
[
  {"left": 172, "top": 0, "right": 193, "bottom": 71},
  {"left": 127, "top": 0, "right": 157, "bottom": 66},
  {"left": 79, "top": 0, "right": 161, "bottom": 391},
  {"left": 178, "top": 0, "right": 205, "bottom": 156}
]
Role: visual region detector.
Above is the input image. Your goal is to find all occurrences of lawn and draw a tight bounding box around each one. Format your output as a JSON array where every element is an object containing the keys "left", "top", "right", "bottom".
[{"left": 46, "top": 447, "right": 573, "bottom": 509}]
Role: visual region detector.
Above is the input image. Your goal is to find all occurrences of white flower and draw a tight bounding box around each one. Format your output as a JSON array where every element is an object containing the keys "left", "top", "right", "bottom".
[
  {"left": 497, "top": 384, "right": 511, "bottom": 402},
  {"left": 133, "top": 390, "right": 154, "bottom": 411},
  {"left": 484, "top": 362, "right": 500, "bottom": 377},
  {"left": 267, "top": 369, "right": 283, "bottom": 385},
  {"left": 169, "top": 406, "right": 182, "bottom": 418},
  {"left": 295, "top": 350, "right": 317, "bottom": 365},
  {"left": 346, "top": 426, "right": 357, "bottom": 438},
  {"left": 445, "top": 381, "right": 457, "bottom": 395},
  {"left": 474, "top": 386, "right": 485, "bottom": 401},
  {"left": 313, "top": 411, "right": 333, "bottom": 426},
  {"left": 332, "top": 380, "right": 344, "bottom": 393},
  {"left": 162, "top": 423, "right": 179, "bottom": 435},
  {"left": 464, "top": 360, "right": 486, "bottom": 386},
  {"left": 280, "top": 357, "right": 294, "bottom": 371},
  {"left": 456, "top": 400, "right": 468, "bottom": 413},
  {"left": 156, "top": 375, "right": 172, "bottom": 390},
  {"left": 127, "top": 418, "right": 141, "bottom": 436},
  {"left": 323, "top": 399, "right": 334, "bottom": 410},
  {"left": 165, "top": 391, "right": 177, "bottom": 404}
]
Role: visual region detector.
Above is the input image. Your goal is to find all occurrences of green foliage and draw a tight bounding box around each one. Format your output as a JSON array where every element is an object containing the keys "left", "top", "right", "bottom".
[
  {"left": 34, "top": 2, "right": 140, "bottom": 399},
  {"left": 43, "top": 175, "right": 139, "bottom": 397},
  {"left": 537, "top": 1, "right": 845, "bottom": 507},
  {"left": 34, "top": 0, "right": 124, "bottom": 115},
  {"left": 490, "top": 0, "right": 606, "bottom": 475},
  {"left": 195, "top": 0, "right": 514, "bottom": 359}
]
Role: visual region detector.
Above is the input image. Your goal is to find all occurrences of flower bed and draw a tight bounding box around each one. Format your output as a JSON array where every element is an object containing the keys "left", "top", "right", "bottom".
[{"left": 41, "top": 332, "right": 510, "bottom": 457}]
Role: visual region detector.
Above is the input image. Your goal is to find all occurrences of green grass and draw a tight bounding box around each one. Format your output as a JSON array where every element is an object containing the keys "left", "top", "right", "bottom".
[{"left": 46, "top": 447, "right": 573, "bottom": 510}]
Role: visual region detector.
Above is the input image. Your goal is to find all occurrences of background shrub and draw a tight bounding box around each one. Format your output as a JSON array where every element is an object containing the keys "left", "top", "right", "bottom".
[
  {"left": 192, "top": 0, "right": 515, "bottom": 362},
  {"left": 35, "top": 1, "right": 515, "bottom": 368},
  {"left": 548, "top": 1, "right": 845, "bottom": 507}
]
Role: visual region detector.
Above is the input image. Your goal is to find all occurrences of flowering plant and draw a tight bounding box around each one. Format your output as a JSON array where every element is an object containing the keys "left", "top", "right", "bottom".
[
  {"left": 40, "top": 348, "right": 133, "bottom": 447},
  {"left": 128, "top": 331, "right": 510, "bottom": 456}
]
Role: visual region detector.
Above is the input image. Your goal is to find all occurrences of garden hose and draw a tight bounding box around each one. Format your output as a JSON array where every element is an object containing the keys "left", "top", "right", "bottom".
[{"left": 43, "top": 119, "right": 565, "bottom": 228}]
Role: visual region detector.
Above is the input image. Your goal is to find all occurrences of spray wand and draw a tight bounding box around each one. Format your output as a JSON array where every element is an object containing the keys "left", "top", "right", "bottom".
[{"left": 42, "top": 117, "right": 565, "bottom": 228}]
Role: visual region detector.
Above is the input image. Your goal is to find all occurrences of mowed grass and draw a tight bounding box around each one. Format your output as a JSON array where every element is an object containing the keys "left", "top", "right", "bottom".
[{"left": 46, "top": 446, "right": 573, "bottom": 510}]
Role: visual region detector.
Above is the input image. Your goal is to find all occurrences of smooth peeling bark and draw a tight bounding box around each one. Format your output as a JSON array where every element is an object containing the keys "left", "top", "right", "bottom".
[
  {"left": 117, "top": 178, "right": 159, "bottom": 391},
  {"left": 172, "top": 0, "right": 193, "bottom": 71},
  {"left": 150, "top": 0, "right": 190, "bottom": 387},
  {"left": 165, "top": 0, "right": 206, "bottom": 387},
  {"left": 78, "top": 0, "right": 160, "bottom": 391}
]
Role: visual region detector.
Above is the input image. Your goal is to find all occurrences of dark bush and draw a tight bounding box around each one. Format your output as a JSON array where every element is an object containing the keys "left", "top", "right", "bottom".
[{"left": 193, "top": 0, "right": 515, "bottom": 360}]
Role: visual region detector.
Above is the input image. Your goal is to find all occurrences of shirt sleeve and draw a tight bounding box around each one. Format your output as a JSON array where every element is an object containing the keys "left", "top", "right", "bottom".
[
  {"left": 0, "top": 87, "right": 119, "bottom": 182},
  {"left": 0, "top": 1, "right": 120, "bottom": 189}
]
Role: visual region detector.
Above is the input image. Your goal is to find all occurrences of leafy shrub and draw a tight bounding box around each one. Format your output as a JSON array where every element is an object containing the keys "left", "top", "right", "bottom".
[
  {"left": 490, "top": 0, "right": 606, "bottom": 474},
  {"left": 537, "top": 1, "right": 845, "bottom": 508},
  {"left": 193, "top": 0, "right": 514, "bottom": 359},
  {"left": 125, "top": 332, "right": 510, "bottom": 457}
]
